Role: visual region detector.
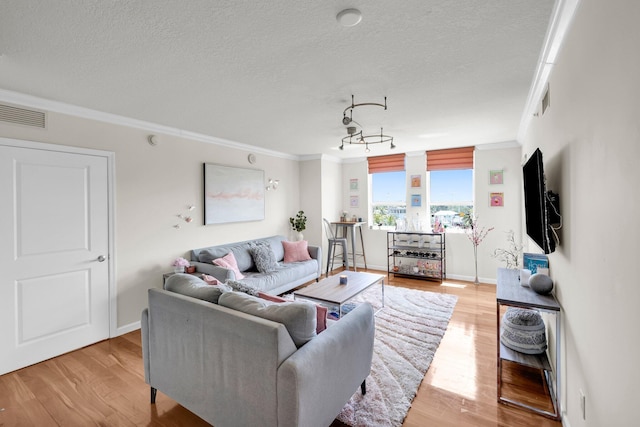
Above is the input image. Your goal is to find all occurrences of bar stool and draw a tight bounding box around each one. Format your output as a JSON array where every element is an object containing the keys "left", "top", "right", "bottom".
[{"left": 323, "top": 218, "right": 349, "bottom": 276}]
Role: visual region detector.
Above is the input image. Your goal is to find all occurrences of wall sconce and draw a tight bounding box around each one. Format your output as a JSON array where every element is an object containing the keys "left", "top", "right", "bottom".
[{"left": 266, "top": 178, "right": 279, "bottom": 191}]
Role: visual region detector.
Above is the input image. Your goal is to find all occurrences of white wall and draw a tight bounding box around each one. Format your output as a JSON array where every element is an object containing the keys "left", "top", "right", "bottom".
[
  {"left": 339, "top": 147, "right": 522, "bottom": 282},
  {"left": 0, "top": 111, "right": 301, "bottom": 331},
  {"left": 520, "top": 1, "right": 640, "bottom": 425}
]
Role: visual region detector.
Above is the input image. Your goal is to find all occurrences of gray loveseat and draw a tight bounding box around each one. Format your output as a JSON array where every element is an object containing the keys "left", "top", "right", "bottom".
[
  {"left": 141, "top": 281, "right": 375, "bottom": 427},
  {"left": 189, "top": 235, "right": 322, "bottom": 295}
]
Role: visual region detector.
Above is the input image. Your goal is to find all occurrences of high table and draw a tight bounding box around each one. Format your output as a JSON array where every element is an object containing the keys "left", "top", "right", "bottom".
[{"left": 331, "top": 221, "right": 367, "bottom": 271}]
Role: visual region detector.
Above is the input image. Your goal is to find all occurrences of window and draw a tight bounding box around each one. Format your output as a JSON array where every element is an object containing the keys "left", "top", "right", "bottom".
[
  {"left": 427, "top": 147, "right": 474, "bottom": 231},
  {"left": 368, "top": 154, "right": 405, "bottom": 228},
  {"left": 371, "top": 171, "right": 406, "bottom": 227},
  {"left": 430, "top": 169, "right": 473, "bottom": 230}
]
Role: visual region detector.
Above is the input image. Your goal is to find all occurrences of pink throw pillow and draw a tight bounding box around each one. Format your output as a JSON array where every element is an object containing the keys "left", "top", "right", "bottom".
[
  {"left": 257, "top": 291, "right": 327, "bottom": 334},
  {"left": 202, "top": 274, "right": 220, "bottom": 286},
  {"left": 212, "top": 252, "right": 245, "bottom": 280},
  {"left": 282, "top": 240, "right": 312, "bottom": 263}
]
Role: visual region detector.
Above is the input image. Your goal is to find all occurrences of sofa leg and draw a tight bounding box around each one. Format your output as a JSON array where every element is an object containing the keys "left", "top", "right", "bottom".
[
  {"left": 151, "top": 387, "right": 157, "bottom": 404},
  {"left": 360, "top": 379, "right": 366, "bottom": 395}
]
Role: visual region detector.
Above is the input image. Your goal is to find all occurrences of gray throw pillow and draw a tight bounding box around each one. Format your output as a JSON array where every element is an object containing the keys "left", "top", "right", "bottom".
[
  {"left": 165, "top": 273, "right": 231, "bottom": 304},
  {"left": 226, "top": 279, "right": 260, "bottom": 296},
  {"left": 218, "top": 291, "right": 317, "bottom": 347},
  {"left": 249, "top": 242, "right": 278, "bottom": 273}
]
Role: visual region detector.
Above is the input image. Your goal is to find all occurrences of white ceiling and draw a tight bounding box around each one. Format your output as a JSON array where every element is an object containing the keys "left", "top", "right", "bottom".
[{"left": 0, "top": 0, "right": 556, "bottom": 158}]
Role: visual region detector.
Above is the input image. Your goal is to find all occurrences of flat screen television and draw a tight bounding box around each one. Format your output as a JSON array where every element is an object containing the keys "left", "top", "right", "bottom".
[{"left": 522, "top": 148, "right": 556, "bottom": 254}]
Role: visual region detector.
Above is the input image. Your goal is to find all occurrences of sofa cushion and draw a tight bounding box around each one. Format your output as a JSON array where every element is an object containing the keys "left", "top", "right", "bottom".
[
  {"left": 218, "top": 292, "right": 317, "bottom": 348},
  {"left": 282, "top": 240, "right": 312, "bottom": 263},
  {"left": 257, "top": 292, "right": 327, "bottom": 334},
  {"left": 212, "top": 252, "right": 245, "bottom": 279},
  {"left": 164, "top": 273, "right": 231, "bottom": 304},
  {"left": 249, "top": 242, "right": 278, "bottom": 273}
]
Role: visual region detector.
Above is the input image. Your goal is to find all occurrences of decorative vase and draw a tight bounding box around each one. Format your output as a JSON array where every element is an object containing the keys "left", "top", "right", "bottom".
[
  {"left": 174, "top": 266, "right": 184, "bottom": 273},
  {"left": 473, "top": 246, "right": 479, "bottom": 285},
  {"left": 296, "top": 231, "right": 304, "bottom": 241},
  {"left": 529, "top": 273, "right": 554, "bottom": 295}
]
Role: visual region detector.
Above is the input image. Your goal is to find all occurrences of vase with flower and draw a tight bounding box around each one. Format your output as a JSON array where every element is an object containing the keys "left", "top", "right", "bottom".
[
  {"left": 463, "top": 213, "right": 494, "bottom": 285},
  {"left": 173, "top": 257, "right": 190, "bottom": 273}
]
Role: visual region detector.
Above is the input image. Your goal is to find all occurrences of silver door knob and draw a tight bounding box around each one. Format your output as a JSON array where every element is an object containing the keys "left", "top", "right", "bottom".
[{"left": 97, "top": 255, "right": 106, "bottom": 262}]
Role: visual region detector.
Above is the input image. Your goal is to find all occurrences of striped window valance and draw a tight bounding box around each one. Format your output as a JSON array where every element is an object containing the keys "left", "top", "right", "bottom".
[
  {"left": 367, "top": 153, "right": 405, "bottom": 174},
  {"left": 426, "top": 147, "right": 475, "bottom": 171}
]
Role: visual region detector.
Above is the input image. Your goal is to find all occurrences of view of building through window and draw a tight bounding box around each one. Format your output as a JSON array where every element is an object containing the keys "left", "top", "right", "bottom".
[
  {"left": 371, "top": 171, "right": 406, "bottom": 227},
  {"left": 370, "top": 169, "right": 473, "bottom": 230},
  {"left": 429, "top": 169, "right": 473, "bottom": 230}
]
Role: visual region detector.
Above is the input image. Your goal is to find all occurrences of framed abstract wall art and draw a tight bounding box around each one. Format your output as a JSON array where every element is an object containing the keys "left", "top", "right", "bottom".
[
  {"left": 203, "top": 163, "right": 265, "bottom": 225},
  {"left": 490, "top": 170, "right": 504, "bottom": 185},
  {"left": 490, "top": 192, "right": 504, "bottom": 207}
]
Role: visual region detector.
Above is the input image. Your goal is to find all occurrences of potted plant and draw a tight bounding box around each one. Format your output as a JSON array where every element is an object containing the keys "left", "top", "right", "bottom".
[{"left": 289, "top": 210, "right": 307, "bottom": 240}]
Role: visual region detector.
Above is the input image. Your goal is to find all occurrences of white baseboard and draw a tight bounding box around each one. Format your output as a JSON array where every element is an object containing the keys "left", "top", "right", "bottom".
[{"left": 114, "top": 320, "right": 141, "bottom": 337}]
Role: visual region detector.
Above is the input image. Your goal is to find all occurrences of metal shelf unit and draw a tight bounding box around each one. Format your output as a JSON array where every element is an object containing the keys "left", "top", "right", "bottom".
[{"left": 387, "top": 231, "right": 445, "bottom": 282}]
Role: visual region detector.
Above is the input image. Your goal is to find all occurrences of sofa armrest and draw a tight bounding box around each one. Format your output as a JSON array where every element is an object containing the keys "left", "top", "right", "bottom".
[
  {"left": 277, "top": 302, "right": 375, "bottom": 427},
  {"left": 190, "top": 261, "right": 235, "bottom": 281},
  {"left": 141, "top": 308, "right": 150, "bottom": 384},
  {"left": 307, "top": 245, "right": 322, "bottom": 278}
]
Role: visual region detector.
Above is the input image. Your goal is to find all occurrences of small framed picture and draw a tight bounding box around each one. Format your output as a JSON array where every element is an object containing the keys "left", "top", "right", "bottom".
[
  {"left": 490, "top": 192, "right": 504, "bottom": 207},
  {"left": 411, "top": 194, "right": 422, "bottom": 207},
  {"left": 410, "top": 175, "right": 421, "bottom": 188},
  {"left": 350, "top": 179, "right": 358, "bottom": 191},
  {"left": 350, "top": 195, "right": 359, "bottom": 208},
  {"left": 490, "top": 170, "right": 504, "bottom": 185}
]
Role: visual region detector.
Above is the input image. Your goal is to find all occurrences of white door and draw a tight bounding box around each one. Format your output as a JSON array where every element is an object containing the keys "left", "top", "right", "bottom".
[{"left": 0, "top": 143, "right": 110, "bottom": 375}]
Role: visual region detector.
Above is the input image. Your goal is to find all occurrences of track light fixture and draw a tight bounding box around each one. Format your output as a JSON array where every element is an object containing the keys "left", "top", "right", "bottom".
[
  {"left": 340, "top": 95, "right": 394, "bottom": 151},
  {"left": 342, "top": 95, "right": 387, "bottom": 126},
  {"left": 341, "top": 127, "right": 395, "bottom": 151}
]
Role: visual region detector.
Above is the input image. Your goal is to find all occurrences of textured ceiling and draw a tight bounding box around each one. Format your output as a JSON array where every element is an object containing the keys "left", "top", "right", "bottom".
[{"left": 0, "top": 0, "right": 555, "bottom": 158}]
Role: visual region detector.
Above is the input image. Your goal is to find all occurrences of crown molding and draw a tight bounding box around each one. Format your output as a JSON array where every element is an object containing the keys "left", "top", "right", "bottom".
[
  {"left": 517, "top": 0, "right": 581, "bottom": 142},
  {"left": 0, "top": 88, "right": 298, "bottom": 161}
]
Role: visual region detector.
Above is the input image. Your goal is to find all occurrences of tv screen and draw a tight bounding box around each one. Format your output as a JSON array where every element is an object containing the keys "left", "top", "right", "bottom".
[{"left": 522, "top": 148, "right": 555, "bottom": 254}]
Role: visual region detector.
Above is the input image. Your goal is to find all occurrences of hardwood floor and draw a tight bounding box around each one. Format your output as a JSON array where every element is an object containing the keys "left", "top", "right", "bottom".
[{"left": 0, "top": 271, "right": 562, "bottom": 426}]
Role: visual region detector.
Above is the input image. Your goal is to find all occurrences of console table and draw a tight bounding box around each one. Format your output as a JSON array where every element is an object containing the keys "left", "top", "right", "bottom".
[{"left": 496, "top": 268, "right": 561, "bottom": 420}]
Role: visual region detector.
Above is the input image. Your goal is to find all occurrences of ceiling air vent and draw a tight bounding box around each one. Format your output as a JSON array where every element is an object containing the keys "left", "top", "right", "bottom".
[{"left": 0, "top": 103, "right": 46, "bottom": 128}]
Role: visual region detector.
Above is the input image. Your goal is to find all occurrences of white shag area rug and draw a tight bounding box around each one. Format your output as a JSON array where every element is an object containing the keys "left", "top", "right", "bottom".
[{"left": 334, "top": 284, "right": 458, "bottom": 427}]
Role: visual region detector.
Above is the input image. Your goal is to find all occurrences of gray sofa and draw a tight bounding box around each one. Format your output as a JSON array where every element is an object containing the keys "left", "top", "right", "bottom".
[
  {"left": 141, "top": 283, "right": 375, "bottom": 427},
  {"left": 189, "top": 235, "right": 322, "bottom": 295}
]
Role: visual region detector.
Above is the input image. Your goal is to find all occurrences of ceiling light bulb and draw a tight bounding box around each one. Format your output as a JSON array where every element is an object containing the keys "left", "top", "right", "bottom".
[{"left": 337, "top": 9, "right": 362, "bottom": 27}]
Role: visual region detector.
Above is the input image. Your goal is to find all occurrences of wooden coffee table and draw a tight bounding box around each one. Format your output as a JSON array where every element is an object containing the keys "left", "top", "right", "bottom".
[{"left": 293, "top": 271, "right": 384, "bottom": 318}]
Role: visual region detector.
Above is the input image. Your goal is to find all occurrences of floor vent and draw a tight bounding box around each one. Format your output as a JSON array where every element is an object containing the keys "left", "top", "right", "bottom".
[{"left": 0, "top": 103, "right": 46, "bottom": 128}]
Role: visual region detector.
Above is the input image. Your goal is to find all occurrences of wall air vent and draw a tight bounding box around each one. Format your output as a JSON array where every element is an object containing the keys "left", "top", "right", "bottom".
[
  {"left": 541, "top": 85, "right": 550, "bottom": 116},
  {"left": 0, "top": 103, "right": 46, "bottom": 128}
]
